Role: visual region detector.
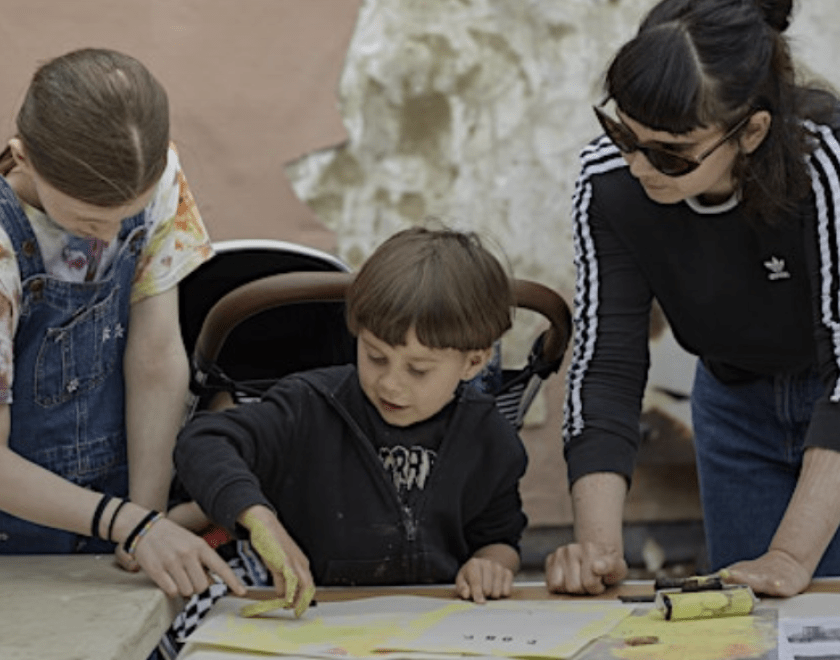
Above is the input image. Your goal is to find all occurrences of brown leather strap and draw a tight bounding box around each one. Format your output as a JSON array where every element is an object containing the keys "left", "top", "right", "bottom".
[
  {"left": 192, "top": 271, "right": 353, "bottom": 372},
  {"left": 511, "top": 279, "right": 572, "bottom": 364},
  {"left": 192, "top": 271, "right": 572, "bottom": 373}
]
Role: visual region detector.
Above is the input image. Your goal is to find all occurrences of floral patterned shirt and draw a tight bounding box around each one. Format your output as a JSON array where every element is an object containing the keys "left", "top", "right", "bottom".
[{"left": 0, "top": 146, "right": 213, "bottom": 404}]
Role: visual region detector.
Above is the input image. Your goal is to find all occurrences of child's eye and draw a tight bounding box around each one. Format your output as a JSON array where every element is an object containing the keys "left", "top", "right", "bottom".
[
  {"left": 408, "top": 366, "right": 428, "bottom": 377},
  {"left": 367, "top": 354, "right": 386, "bottom": 365}
]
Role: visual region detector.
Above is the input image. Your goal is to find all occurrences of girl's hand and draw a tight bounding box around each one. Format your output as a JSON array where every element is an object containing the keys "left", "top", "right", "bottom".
[
  {"left": 239, "top": 506, "right": 315, "bottom": 617},
  {"left": 456, "top": 557, "right": 514, "bottom": 604},
  {"left": 115, "top": 545, "right": 140, "bottom": 573},
  {"left": 126, "top": 515, "right": 246, "bottom": 599}
]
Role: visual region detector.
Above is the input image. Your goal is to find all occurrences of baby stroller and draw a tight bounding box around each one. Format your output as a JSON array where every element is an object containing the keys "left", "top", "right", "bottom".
[
  {"left": 179, "top": 239, "right": 356, "bottom": 414},
  {"left": 179, "top": 239, "right": 572, "bottom": 430}
]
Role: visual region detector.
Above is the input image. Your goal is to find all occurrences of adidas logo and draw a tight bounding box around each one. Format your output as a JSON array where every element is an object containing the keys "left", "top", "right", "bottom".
[{"left": 764, "top": 256, "right": 791, "bottom": 281}]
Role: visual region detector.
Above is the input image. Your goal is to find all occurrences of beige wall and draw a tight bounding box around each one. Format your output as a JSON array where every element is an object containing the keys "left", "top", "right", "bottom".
[
  {"left": 0, "top": 0, "right": 361, "bottom": 251},
  {"left": 4, "top": 1, "right": 840, "bottom": 530}
]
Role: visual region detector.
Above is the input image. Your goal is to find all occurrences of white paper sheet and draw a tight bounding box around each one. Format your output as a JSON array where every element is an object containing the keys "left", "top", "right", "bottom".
[
  {"left": 382, "top": 599, "right": 632, "bottom": 658},
  {"left": 776, "top": 594, "right": 840, "bottom": 660},
  {"left": 182, "top": 595, "right": 633, "bottom": 660}
]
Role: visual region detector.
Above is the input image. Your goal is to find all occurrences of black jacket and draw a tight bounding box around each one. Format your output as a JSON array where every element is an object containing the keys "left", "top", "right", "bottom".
[
  {"left": 564, "top": 111, "right": 840, "bottom": 485},
  {"left": 175, "top": 365, "right": 528, "bottom": 586}
]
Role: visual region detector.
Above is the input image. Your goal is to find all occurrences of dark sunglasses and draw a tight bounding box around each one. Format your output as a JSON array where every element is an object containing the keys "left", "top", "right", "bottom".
[{"left": 593, "top": 104, "right": 753, "bottom": 177}]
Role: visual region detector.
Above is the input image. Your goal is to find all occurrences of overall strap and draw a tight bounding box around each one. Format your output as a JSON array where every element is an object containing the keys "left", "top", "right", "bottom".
[{"left": 0, "top": 176, "right": 44, "bottom": 280}]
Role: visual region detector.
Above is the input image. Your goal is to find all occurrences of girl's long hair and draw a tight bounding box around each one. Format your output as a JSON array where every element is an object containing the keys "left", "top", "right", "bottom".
[{"left": 2, "top": 48, "right": 169, "bottom": 206}]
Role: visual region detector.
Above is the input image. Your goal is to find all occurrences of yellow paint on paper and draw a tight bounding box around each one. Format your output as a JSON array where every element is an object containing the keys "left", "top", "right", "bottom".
[
  {"left": 195, "top": 612, "right": 398, "bottom": 657},
  {"left": 239, "top": 597, "right": 288, "bottom": 618},
  {"left": 187, "top": 596, "right": 635, "bottom": 660},
  {"left": 608, "top": 609, "right": 775, "bottom": 660},
  {"left": 378, "top": 599, "right": 479, "bottom": 644}
]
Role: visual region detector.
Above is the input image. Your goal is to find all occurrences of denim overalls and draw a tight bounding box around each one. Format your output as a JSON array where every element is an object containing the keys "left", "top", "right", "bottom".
[{"left": 0, "top": 176, "right": 146, "bottom": 554}]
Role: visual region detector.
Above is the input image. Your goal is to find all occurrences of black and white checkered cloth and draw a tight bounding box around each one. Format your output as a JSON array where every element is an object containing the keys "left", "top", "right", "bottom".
[{"left": 157, "top": 540, "right": 271, "bottom": 659}]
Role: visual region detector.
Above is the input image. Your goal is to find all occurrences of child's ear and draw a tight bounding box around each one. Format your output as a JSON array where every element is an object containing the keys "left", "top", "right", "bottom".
[
  {"left": 8, "top": 138, "right": 32, "bottom": 173},
  {"left": 462, "top": 347, "right": 493, "bottom": 381}
]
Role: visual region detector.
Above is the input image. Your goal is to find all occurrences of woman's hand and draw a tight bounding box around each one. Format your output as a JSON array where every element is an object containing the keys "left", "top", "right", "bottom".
[
  {"left": 723, "top": 447, "right": 840, "bottom": 597},
  {"left": 545, "top": 473, "right": 629, "bottom": 595},
  {"left": 544, "top": 541, "right": 627, "bottom": 595},
  {"left": 239, "top": 506, "right": 315, "bottom": 617},
  {"left": 723, "top": 550, "right": 811, "bottom": 597}
]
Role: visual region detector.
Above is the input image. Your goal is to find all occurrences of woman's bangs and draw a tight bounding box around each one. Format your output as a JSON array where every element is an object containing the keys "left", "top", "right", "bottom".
[{"left": 606, "top": 28, "right": 704, "bottom": 134}]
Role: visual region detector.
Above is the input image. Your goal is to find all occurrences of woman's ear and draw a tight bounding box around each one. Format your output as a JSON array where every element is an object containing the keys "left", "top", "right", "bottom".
[
  {"left": 739, "top": 110, "right": 772, "bottom": 155},
  {"left": 462, "top": 347, "right": 493, "bottom": 381}
]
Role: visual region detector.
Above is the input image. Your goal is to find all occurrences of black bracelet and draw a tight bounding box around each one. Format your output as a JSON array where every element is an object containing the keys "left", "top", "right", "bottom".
[
  {"left": 91, "top": 494, "right": 113, "bottom": 539},
  {"left": 122, "top": 510, "right": 162, "bottom": 557},
  {"left": 107, "top": 498, "right": 130, "bottom": 543}
]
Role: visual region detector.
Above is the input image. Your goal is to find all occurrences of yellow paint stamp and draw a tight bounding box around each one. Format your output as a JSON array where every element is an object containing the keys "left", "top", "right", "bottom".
[{"left": 655, "top": 584, "right": 756, "bottom": 621}]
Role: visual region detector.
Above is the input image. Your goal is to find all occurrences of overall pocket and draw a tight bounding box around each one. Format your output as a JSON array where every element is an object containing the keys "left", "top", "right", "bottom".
[{"left": 34, "top": 286, "right": 123, "bottom": 406}]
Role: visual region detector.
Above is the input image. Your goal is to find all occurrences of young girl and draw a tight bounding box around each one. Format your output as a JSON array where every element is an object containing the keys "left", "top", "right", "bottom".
[
  {"left": 0, "top": 47, "right": 244, "bottom": 598},
  {"left": 546, "top": 0, "right": 840, "bottom": 597}
]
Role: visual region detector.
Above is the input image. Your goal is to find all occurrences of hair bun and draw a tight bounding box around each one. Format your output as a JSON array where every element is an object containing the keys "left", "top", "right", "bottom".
[{"left": 754, "top": 0, "right": 794, "bottom": 32}]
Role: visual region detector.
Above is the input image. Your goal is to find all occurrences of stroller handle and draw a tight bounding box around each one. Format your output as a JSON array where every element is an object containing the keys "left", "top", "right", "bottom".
[
  {"left": 192, "top": 271, "right": 354, "bottom": 373},
  {"left": 511, "top": 279, "right": 572, "bottom": 366},
  {"left": 191, "top": 270, "right": 571, "bottom": 375}
]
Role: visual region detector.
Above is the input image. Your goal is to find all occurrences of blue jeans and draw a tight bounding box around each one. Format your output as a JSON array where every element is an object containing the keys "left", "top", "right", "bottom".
[{"left": 691, "top": 360, "right": 840, "bottom": 575}]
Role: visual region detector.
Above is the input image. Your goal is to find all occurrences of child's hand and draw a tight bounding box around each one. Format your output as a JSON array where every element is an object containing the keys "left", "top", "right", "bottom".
[
  {"left": 455, "top": 557, "right": 514, "bottom": 604},
  {"left": 239, "top": 506, "right": 316, "bottom": 617}
]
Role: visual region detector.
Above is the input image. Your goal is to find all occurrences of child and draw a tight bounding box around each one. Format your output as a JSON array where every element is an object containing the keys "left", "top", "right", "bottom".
[
  {"left": 0, "top": 47, "right": 244, "bottom": 599},
  {"left": 174, "top": 225, "right": 529, "bottom": 616}
]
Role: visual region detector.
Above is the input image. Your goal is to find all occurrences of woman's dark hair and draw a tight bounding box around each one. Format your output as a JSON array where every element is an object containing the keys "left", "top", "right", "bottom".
[
  {"left": 1, "top": 48, "right": 169, "bottom": 206},
  {"left": 605, "top": 0, "right": 835, "bottom": 222},
  {"left": 346, "top": 224, "right": 514, "bottom": 351}
]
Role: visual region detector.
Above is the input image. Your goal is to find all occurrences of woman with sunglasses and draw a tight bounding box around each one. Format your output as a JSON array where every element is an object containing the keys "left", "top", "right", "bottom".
[{"left": 546, "top": 0, "right": 840, "bottom": 597}]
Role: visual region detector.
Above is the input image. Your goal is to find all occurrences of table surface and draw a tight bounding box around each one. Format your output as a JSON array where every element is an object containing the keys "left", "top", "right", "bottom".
[
  {"left": 1, "top": 554, "right": 838, "bottom": 660},
  {"left": 0, "top": 554, "right": 180, "bottom": 660},
  {"left": 179, "top": 578, "right": 840, "bottom": 660}
]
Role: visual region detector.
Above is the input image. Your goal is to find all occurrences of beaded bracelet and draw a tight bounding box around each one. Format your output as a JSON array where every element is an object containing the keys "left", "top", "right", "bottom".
[
  {"left": 107, "top": 498, "right": 130, "bottom": 543},
  {"left": 91, "top": 493, "right": 113, "bottom": 539},
  {"left": 123, "top": 510, "right": 164, "bottom": 558}
]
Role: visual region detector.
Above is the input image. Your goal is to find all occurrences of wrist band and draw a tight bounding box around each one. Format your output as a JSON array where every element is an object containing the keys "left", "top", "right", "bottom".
[
  {"left": 123, "top": 510, "right": 164, "bottom": 558},
  {"left": 91, "top": 494, "right": 113, "bottom": 539},
  {"left": 107, "top": 498, "right": 130, "bottom": 543}
]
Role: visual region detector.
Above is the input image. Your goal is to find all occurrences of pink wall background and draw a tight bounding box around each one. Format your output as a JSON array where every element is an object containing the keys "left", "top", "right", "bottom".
[{"left": 0, "top": 0, "right": 361, "bottom": 251}]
